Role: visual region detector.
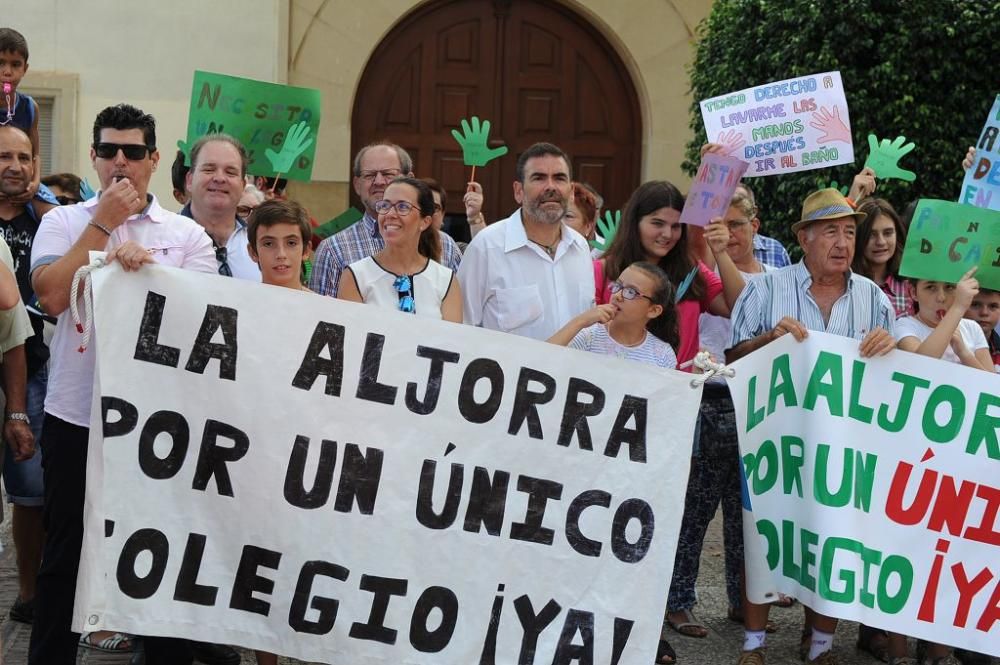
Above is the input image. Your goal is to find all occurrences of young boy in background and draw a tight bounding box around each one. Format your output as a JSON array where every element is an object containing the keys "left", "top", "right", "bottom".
[{"left": 965, "top": 287, "right": 1000, "bottom": 372}]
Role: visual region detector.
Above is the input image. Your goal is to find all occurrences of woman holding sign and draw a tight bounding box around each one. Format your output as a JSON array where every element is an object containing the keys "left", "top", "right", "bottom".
[
  {"left": 337, "top": 177, "right": 463, "bottom": 322},
  {"left": 853, "top": 198, "right": 912, "bottom": 318}
]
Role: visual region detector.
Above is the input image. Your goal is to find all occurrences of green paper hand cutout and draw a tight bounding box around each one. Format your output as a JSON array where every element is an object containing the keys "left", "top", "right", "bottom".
[
  {"left": 864, "top": 134, "right": 916, "bottom": 182},
  {"left": 823, "top": 180, "right": 850, "bottom": 196},
  {"left": 265, "top": 121, "right": 314, "bottom": 173},
  {"left": 451, "top": 117, "right": 508, "bottom": 167},
  {"left": 590, "top": 210, "right": 621, "bottom": 251}
]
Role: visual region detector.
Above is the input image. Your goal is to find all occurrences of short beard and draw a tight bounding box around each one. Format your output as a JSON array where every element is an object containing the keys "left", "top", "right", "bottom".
[
  {"left": 0, "top": 183, "right": 27, "bottom": 199},
  {"left": 524, "top": 199, "right": 567, "bottom": 225}
]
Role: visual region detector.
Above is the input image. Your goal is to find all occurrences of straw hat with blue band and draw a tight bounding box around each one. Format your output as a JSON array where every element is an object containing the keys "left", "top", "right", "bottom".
[{"left": 791, "top": 188, "right": 867, "bottom": 233}]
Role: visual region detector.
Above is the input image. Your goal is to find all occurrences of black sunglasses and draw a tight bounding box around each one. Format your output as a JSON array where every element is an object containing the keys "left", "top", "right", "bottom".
[
  {"left": 215, "top": 246, "right": 232, "bottom": 277},
  {"left": 93, "top": 142, "right": 153, "bottom": 161},
  {"left": 55, "top": 195, "right": 81, "bottom": 206}
]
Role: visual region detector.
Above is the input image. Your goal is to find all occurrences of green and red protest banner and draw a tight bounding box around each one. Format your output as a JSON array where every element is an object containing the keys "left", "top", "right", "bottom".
[{"left": 728, "top": 333, "right": 1000, "bottom": 656}]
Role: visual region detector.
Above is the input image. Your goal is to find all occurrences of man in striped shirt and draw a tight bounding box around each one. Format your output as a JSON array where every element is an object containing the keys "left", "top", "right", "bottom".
[{"left": 726, "top": 188, "right": 895, "bottom": 665}]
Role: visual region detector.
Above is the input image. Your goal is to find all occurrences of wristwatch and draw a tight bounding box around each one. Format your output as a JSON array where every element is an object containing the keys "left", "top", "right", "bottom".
[{"left": 5, "top": 412, "right": 30, "bottom": 424}]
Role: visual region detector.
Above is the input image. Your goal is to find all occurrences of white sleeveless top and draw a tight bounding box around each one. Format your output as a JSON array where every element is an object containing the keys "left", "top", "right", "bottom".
[{"left": 347, "top": 256, "right": 454, "bottom": 319}]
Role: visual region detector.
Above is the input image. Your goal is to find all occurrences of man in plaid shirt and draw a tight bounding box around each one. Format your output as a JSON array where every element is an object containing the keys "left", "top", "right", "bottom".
[{"left": 310, "top": 141, "right": 461, "bottom": 296}]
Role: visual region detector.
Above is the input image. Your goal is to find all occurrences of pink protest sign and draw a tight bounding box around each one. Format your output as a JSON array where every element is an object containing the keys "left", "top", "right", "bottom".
[{"left": 679, "top": 153, "right": 749, "bottom": 227}]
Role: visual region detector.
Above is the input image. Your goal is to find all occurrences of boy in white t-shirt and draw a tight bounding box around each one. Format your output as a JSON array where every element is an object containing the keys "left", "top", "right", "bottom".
[
  {"left": 891, "top": 268, "right": 993, "bottom": 665},
  {"left": 896, "top": 268, "right": 993, "bottom": 372}
]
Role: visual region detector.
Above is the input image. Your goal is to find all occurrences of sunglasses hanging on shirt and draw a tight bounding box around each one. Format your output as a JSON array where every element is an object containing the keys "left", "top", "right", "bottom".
[
  {"left": 393, "top": 275, "right": 415, "bottom": 314},
  {"left": 215, "top": 245, "right": 233, "bottom": 277}
]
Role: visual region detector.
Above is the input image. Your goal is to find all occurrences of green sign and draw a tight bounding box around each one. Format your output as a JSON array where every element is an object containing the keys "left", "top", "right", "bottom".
[
  {"left": 898, "top": 199, "right": 1000, "bottom": 288},
  {"left": 182, "top": 70, "right": 321, "bottom": 181}
]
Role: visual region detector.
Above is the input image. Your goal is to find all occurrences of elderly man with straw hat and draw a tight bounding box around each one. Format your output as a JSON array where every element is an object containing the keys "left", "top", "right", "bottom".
[{"left": 725, "top": 188, "right": 896, "bottom": 665}]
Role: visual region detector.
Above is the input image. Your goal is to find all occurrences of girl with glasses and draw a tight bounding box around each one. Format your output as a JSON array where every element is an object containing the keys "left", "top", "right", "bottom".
[
  {"left": 337, "top": 177, "right": 463, "bottom": 322},
  {"left": 547, "top": 261, "right": 678, "bottom": 369},
  {"left": 596, "top": 180, "right": 744, "bottom": 370}
]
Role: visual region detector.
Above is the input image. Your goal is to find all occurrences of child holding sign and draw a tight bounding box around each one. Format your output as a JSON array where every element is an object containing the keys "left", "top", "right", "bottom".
[{"left": 896, "top": 268, "right": 993, "bottom": 371}]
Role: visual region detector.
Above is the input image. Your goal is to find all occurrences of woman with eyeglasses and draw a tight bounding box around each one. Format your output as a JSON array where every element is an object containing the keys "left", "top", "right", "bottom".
[{"left": 337, "top": 177, "right": 462, "bottom": 322}]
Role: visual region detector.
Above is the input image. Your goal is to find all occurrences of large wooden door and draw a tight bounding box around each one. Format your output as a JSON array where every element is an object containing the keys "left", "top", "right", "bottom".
[{"left": 351, "top": 0, "right": 642, "bottom": 225}]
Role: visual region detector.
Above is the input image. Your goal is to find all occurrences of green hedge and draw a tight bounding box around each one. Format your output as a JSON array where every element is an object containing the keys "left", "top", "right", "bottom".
[{"left": 684, "top": 0, "right": 998, "bottom": 256}]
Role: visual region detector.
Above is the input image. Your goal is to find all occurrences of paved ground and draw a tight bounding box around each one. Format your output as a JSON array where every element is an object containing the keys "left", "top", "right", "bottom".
[{"left": 0, "top": 511, "right": 993, "bottom": 664}]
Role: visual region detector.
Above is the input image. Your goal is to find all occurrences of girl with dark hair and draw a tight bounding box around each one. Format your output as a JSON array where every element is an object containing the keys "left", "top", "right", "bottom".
[
  {"left": 337, "top": 177, "right": 462, "bottom": 321},
  {"left": 597, "top": 180, "right": 744, "bottom": 369},
  {"left": 853, "top": 197, "right": 912, "bottom": 318},
  {"left": 547, "top": 261, "right": 678, "bottom": 368}
]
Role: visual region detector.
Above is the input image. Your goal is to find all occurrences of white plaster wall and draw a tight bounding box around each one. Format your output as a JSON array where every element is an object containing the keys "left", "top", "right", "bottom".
[{"left": 5, "top": 0, "right": 287, "bottom": 203}]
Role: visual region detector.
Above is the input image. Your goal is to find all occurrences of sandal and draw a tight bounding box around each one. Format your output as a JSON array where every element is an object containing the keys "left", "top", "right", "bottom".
[
  {"left": 666, "top": 609, "right": 708, "bottom": 638},
  {"left": 726, "top": 606, "right": 778, "bottom": 633},
  {"left": 857, "top": 625, "right": 890, "bottom": 663},
  {"left": 79, "top": 631, "right": 135, "bottom": 653},
  {"left": 656, "top": 638, "right": 677, "bottom": 664}
]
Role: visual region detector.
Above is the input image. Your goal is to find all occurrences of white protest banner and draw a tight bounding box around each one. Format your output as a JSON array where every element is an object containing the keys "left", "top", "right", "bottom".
[
  {"left": 700, "top": 71, "right": 854, "bottom": 177},
  {"left": 727, "top": 333, "right": 1000, "bottom": 656},
  {"left": 73, "top": 264, "right": 701, "bottom": 664},
  {"left": 959, "top": 94, "right": 1000, "bottom": 211}
]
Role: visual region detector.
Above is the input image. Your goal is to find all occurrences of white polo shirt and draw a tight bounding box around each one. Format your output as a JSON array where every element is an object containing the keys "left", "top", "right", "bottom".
[
  {"left": 30, "top": 195, "right": 217, "bottom": 428},
  {"left": 457, "top": 208, "right": 595, "bottom": 340}
]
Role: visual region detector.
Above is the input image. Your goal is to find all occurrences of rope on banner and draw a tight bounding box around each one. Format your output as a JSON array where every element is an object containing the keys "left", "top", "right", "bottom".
[
  {"left": 687, "top": 350, "right": 735, "bottom": 388},
  {"left": 69, "top": 256, "right": 107, "bottom": 353}
]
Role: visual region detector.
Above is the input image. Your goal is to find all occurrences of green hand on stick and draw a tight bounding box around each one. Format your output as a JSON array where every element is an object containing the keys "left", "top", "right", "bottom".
[
  {"left": 590, "top": 210, "right": 621, "bottom": 251},
  {"left": 452, "top": 116, "right": 508, "bottom": 181},
  {"left": 864, "top": 134, "right": 917, "bottom": 182}
]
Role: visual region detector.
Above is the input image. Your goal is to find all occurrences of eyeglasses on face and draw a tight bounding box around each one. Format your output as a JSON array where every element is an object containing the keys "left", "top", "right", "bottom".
[
  {"left": 610, "top": 281, "right": 652, "bottom": 301},
  {"left": 93, "top": 142, "right": 153, "bottom": 161},
  {"left": 374, "top": 199, "right": 415, "bottom": 216},
  {"left": 393, "top": 274, "right": 415, "bottom": 314},
  {"left": 237, "top": 205, "right": 256, "bottom": 218},
  {"left": 359, "top": 169, "right": 401, "bottom": 182},
  {"left": 55, "top": 195, "right": 81, "bottom": 206}
]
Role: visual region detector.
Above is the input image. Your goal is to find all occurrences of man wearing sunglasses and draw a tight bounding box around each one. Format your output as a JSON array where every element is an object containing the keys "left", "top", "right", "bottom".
[
  {"left": 180, "top": 134, "right": 260, "bottom": 282},
  {"left": 28, "top": 104, "right": 216, "bottom": 665}
]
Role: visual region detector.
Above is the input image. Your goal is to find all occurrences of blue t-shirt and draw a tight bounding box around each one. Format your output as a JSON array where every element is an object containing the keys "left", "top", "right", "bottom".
[{"left": 5, "top": 92, "right": 35, "bottom": 134}]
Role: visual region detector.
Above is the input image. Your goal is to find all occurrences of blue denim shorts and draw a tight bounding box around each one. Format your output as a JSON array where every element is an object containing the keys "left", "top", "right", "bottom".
[{"left": 2, "top": 366, "right": 46, "bottom": 506}]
